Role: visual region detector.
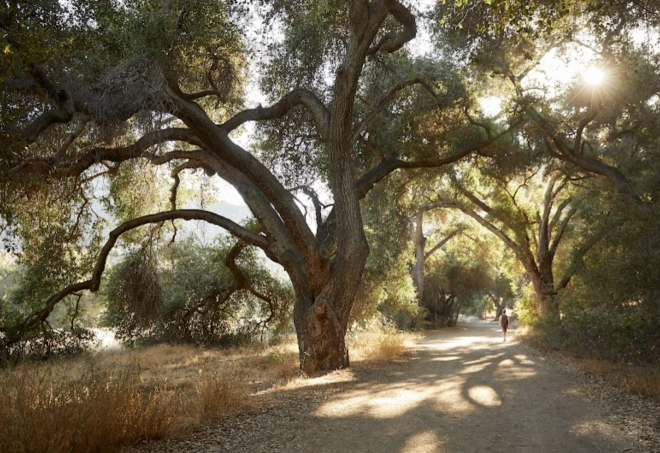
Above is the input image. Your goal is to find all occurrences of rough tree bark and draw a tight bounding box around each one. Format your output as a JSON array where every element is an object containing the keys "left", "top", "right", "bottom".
[
  {"left": 488, "top": 293, "right": 504, "bottom": 319},
  {"left": 412, "top": 211, "right": 426, "bottom": 299}
]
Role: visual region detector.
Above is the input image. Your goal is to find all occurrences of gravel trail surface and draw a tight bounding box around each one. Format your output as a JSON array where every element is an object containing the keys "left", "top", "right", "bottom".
[{"left": 125, "top": 322, "right": 660, "bottom": 452}]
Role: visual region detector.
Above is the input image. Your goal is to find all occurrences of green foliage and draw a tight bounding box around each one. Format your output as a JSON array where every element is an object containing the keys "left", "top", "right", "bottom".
[
  {"left": 0, "top": 178, "right": 104, "bottom": 350},
  {"left": 104, "top": 235, "right": 293, "bottom": 346},
  {"left": 423, "top": 248, "right": 494, "bottom": 327},
  {"left": 255, "top": 111, "right": 328, "bottom": 188},
  {"left": 511, "top": 282, "right": 539, "bottom": 326},
  {"left": 351, "top": 175, "right": 425, "bottom": 330},
  {"left": 0, "top": 250, "right": 100, "bottom": 361},
  {"left": 355, "top": 232, "right": 424, "bottom": 330},
  {"left": 558, "top": 305, "right": 660, "bottom": 364},
  {"left": 104, "top": 246, "right": 163, "bottom": 343},
  {"left": 0, "top": 0, "right": 251, "bottom": 354},
  {"left": 104, "top": 161, "right": 169, "bottom": 226},
  {"left": 0, "top": 168, "right": 158, "bottom": 356},
  {"left": 256, "top": 51, "right": 479, "bottom": 193},
  {"left": 433, "top": 0, "right": 576, "bottom": 51},
  {"left": 258, "top": 0, "right": 347, "bottom": 98},
  {"left": 1, "top": 0, "right": 245, "bottom": 132},
  {"left": 549, "top": 199, "right": 660, "bottom": 363},
  {"left": 3, "top": 328, "right": 97, "bottom": 361}
]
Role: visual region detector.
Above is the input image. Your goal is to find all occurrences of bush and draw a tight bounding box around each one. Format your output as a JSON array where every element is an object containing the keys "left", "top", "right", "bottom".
[
  {"left": 558, "top": 305, "right": 660, "bottom": 364},
  {"left": 104, "top": 237, "right": 293, "bottom": 347},
  {"left": 1, "top": 328, "right": 97, "bottom": 363},
  {"left": 538, "top": 198, "right": 660, "bottom": 364}
]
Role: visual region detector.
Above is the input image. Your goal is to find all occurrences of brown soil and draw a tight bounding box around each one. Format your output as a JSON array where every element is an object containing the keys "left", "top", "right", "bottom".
[{"left": 125, "top": 321, "right": 660, "bottom": 452}]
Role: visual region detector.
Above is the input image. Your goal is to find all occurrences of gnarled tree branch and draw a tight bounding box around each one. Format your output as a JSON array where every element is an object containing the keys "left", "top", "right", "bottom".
[
  {"left": 6, "top": 209, "right": 272, "bottom": 344},
  {"left": 528, "top": 107, "right": 632, "bottom": 193},
  {"left": 220, "top": 88, "right": 330, "bottom": 140},
  {"left": 424, "top": 227, "right": 464, "bottom": 260},
  {"left": 9, "top": 128, "right": 201, "bottom": 178},
  {"left": 367, "top": 0, "right": 417, "bottom": 55},
  {"left": 351, "top": 78, "right": 441, "bottom": 145}
]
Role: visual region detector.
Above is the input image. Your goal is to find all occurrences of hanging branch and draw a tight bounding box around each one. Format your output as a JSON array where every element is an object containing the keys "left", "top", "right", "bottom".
[{"left": 4, "top": 209, "right": 272, "bottom": 344}]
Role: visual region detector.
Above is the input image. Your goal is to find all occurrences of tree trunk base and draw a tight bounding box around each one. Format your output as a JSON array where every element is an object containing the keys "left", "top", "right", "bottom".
[{"left": 295, "top": 297, "right": 349, "bottom": 374}]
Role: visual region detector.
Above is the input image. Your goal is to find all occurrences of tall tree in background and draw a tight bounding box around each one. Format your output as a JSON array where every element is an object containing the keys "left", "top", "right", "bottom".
[
  {"left": 411, "top": 205, "right": 464, "bottom": 304},
  {"left": 443, "top": 167, "right": 594, "bottom": 321},
  {"left": 431, "top": 0, "right": 660, "bottom": 311}
]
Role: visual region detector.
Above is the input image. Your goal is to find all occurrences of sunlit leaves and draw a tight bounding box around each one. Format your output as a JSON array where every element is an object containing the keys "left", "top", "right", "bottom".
[{"left": 258, "top": 0, "right": 347, "bottom": 99}]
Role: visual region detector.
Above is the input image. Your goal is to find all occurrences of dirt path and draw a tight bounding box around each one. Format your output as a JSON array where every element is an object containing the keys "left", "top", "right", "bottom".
[{"left": 127, "top": 322, "right": 659, "bottom": 452}]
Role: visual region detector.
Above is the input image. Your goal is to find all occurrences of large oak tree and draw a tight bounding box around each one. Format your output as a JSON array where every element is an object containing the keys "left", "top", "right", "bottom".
[{"left": 1, "top": 0, "right": 504, "bottom": 371}]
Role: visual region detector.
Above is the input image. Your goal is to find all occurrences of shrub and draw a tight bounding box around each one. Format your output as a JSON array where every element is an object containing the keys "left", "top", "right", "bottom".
[
  {"left": 558, "top": 304, "right": 660, "bottom": 364},
  {"left": 104, "top": 237, "right": 293, "bottom": 347},
  {"left": 1, "top": 328, "right": 97, "bottom": 363}
]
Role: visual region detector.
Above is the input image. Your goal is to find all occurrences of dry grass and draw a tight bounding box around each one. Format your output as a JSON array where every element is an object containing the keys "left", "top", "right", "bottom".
[
  {"left": 0, "top": 341, "right": 296, "bottom": 453},
  {"left": 348, "top": 329, "right": 420, "bottom": 364},
  {"left": 259, "top": 343, "right": 300, "bottom": 381},
  {"left": 196, "top": 364, "right": 253, "bottom": 419},
  {"left": 0, "top": 330, "right": 418, "bottom": 452},
  {"left": 576, "top": 358, "right": 660, "bottom": 402},
  {"left": 518, "top": 327, "right": 660, "bottom": 402},
  {"left": 0, "top": 362, "right": 180, "bottom": 453}
]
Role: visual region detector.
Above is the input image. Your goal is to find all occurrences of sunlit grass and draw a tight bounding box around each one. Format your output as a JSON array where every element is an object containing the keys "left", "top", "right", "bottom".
[
  {"left": 348, "top": 329, "right": 421, "bottom": 363},
  {"left": 0, "top": 341, "right": 295, "bottom": 453},
  {"left": 0, "top": 362, "right": 181, "bottom": 453},
  {"left": 0, "top": 329, "right": 418, "bottom": 451}
]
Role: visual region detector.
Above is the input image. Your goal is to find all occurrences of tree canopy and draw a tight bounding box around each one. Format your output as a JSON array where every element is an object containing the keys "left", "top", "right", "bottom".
[{"left": 2, "top": 0, "right": 660, "bottom": 368}]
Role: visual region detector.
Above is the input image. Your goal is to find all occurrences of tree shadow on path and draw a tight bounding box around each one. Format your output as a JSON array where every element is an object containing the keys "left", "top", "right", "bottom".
[{"left": 252, "top": 322, "right": 636, "bottom": 453}]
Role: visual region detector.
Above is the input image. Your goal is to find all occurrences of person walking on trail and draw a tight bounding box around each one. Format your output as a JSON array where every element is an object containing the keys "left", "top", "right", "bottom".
[{"left": 499, "top": 309, "right": 509, "bottom": 342}]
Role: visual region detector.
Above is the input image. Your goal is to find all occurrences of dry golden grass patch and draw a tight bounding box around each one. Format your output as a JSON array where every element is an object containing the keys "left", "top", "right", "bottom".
[
  {"left": 196, "top": 363, "right": 253, "bottom": 419},
  {"left": 576, "top": 358, "right": 660, "bottom": 402},
  {"left": 0, "top": 340, "right": 296, "bottom": 453},
  {"left": 256, "top": 342, "right": 300, "bottom": 381},
  {"left": 0, "top": 330, "right": 418, "bottom": 452},
  {"left": 348, "top": 329, "right": 420, "bottom": 364},
  {"left": 0, "top": 361, "right": 181, "bottom": 453}
]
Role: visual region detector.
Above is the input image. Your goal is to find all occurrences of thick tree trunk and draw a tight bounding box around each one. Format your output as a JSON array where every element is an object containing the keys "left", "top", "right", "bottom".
[
  {"left": 488, "top": 293, "right": 503, "bottom": 320},
  {"left": 292, "top": 41, "right": 370, "bottom": 372},
  {"left": 449, "top": 300, "right": 462, "bottom": 327},
  {"left": 531, "top": 273, "right": 559, "bottom": 322},
  {"left": 292, "top": 267, "right": 368, "bottom": 373},
  {"left": 295, "top": 295, "right": 350, "bottom": 374},
  {"left": 434, "top": 293, "right": 456, "bottom": 328}
]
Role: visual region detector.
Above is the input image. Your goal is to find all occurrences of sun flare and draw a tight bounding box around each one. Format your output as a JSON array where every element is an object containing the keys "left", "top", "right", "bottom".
[{"left": 583, "top": 66, "right": 606, "bottom": 86}]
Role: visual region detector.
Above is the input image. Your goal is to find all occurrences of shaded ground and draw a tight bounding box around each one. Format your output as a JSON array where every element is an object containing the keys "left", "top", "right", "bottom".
[{"left": 126, "top": 321, "right": 660, "bottom": 452}]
